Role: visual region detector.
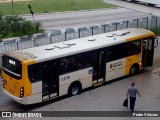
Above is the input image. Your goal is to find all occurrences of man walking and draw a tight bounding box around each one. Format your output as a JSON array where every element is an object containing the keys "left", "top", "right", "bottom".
[{"left": 126, "top": 82, "right": 141, "bottom": 112}]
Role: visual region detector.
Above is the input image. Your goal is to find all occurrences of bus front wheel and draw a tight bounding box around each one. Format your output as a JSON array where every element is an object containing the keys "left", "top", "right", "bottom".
[
  {"left": 129, "top": 64, "right": 139, "bottom": 76},
  {"left": 68, "top": 82, "right": 82, "bottom": 96}
]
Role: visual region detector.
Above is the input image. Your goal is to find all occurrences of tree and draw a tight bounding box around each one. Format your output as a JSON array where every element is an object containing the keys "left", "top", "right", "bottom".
[
  {"left": 0, "top": 11, "right": 2, "bottom": 20},
  {"left": 5, "top": 16, "right": 26, "bottom": 36},
  {"left": 22, "top": 20, "right": 34, "bottom": 35},
  {"left": 1, "top": 15, "right": 44, "bottom": 38},
  {"left": 0, "top": 20, "right": 10, "bottom": 40},
  {"left": 35, "top": 21, "right": 41, "bottom": 30}
]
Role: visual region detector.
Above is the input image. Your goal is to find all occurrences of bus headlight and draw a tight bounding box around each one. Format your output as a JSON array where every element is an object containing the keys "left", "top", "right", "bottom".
[{"left": 140, "top": 62, "right": 142, "bottom": 66}]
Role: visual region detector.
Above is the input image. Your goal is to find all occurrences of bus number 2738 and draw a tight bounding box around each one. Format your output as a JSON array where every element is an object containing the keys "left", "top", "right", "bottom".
[{"left": 61, "top": 76, "right": 70, "bottom": 81}]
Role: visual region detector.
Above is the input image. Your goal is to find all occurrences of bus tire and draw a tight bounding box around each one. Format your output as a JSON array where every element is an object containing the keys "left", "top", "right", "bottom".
[
  {"left": 148, "top": 3, "right": 155, "bottom": 7},
  {"left": 129, "top": 64, "right": 139, "bottom": 76},
  {"left": 68, "top": 82, "right": 82, "bottom": 96},
  {"left": 131, "top": 0, "right": 136, "bottom": 3}
]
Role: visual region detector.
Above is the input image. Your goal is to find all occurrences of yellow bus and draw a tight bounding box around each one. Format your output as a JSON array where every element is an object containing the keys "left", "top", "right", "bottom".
[{"left": 2, "top": 28, "right": 158, "bottom": 104}]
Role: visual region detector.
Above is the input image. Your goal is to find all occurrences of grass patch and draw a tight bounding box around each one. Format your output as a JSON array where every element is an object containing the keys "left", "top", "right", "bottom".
[{"left": 0, "top": 0, "right": 115, "bottom": 15}]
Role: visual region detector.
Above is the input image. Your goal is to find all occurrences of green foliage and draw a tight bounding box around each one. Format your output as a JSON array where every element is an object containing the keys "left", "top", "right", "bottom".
[
  {"left": 0, "top": 10, "right": 2, "bottom": 20},
  {"left": 0, "top": 20, "right": 10, "bottom": 39},
  {"left": 21, "top": 20, "right": 34, "bottom": 35},
  {"left": 35, "top": 21, "right": 41, "bottom": 30},
  {"left": 0, "top": 15, "right": 44, "bottom": 40},
  {"left": 5, "top": 16, "right": 26, "bottom": 37},
  {"left": 151, "top": 27, "right": 160, "bottom": 35},
  {"left": 0, "top": 0, "right": 115, "bottom": 15}
]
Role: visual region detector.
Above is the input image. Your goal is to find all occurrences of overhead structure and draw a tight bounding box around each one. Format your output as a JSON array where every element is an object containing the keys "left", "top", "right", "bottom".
[{"left": 104, "top": 0, "right": 160, "bottom": 17}]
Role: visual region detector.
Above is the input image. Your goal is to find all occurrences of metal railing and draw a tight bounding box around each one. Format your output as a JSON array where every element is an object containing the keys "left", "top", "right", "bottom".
[{"left": 0, "top": 16, "right": 160, "bottom": 66}]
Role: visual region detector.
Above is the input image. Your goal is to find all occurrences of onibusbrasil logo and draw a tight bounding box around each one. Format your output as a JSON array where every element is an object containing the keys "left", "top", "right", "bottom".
[{"left": 2, "top": 112, "right": 42, "bottom": 118}]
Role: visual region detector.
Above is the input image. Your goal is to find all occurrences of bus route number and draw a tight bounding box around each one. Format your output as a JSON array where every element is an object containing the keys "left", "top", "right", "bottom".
[
  {"left": 61, "top": 76, "right": 70, "bottom": 81},
  {"left": 9, "top": 60, "right": 16, "bottom": 65}
]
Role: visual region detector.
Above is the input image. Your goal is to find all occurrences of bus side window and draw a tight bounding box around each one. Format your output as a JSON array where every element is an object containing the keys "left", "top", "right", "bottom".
[
  {"left": 128, "top": 40, "right": 141, "bottom": 55},
  {"left": 60, "top": 58, "right": 69, "bottom": 74},
  {"left": 105, "top": 47, "right": 112, "bottom": 62},
  {"left": 68, "top": 57, "right": 76, "bottom": 71},
  {"left": 132, "top": 40, "right": 141, "bottom": 54},
  {"left": 59, "top": 52, "right": 93, "bottom": 75},
  {"left": 75, "top": 52, "right": 92, "bottom": 70},
  {"left": 75, "top": 54, "right": 82, "bottom": 70},
  {"left": 84, "top": 52, "right": 93, "bottom": 67},
  {"left": 122, "top": 43, "right": 128, "bottom": 57},
  {"left": 106, "top": 45, "right": 119, "bottom": 61},
  {"left": 125, "top": 42, "right": 131, "bottom": 56},
  {"left": 106, "top": 50, "right": 112, "bottom": 62},
  {"left": 119, "top": 43, "right": 126, "bottom": 58},
  {"left": 60, "top": 56, "right": 77, "bottom": 74},
  {"left": 28, "top": 64, "right": 41, "bottom": 83}
]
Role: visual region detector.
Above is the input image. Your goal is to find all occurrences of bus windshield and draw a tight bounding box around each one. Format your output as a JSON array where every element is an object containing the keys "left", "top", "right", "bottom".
[{"left": 2, "top": 55, "right": 22, "bottom": 79}]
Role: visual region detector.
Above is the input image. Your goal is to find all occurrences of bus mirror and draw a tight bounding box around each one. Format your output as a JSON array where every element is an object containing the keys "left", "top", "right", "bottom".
[{"left": 154, "top": 38, "right": 158, "bottom": 48}]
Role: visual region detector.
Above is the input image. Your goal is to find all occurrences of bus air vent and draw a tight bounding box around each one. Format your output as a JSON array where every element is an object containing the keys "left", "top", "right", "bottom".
[
  {"left": 45, "top": 46, "right": 55, "bottom": 50},
  {"left": 114, "top": 31, "right": 130, "bottom": 36},
  {"left": 63, "top": 41, "right": 76, "bottom": 46},
  {"left": 54, "top": 43, "right": 69, "bottom": 49},
  {"left": 113, "top": 38, "right": 116, "bottom": 40},
  {"left": 106, "top": 33, "right": 114, "bottom": 37},
  {"left": 54, "top": 42, "right": 76, "bottom": 49},
  {"left": 88, "top": 39, "right": 96, "bottom": 41}
]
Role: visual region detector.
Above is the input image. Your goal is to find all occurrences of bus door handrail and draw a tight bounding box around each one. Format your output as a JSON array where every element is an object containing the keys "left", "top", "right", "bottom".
[{"left": 154, "top": 37, "right": 158, "bottom": 48}]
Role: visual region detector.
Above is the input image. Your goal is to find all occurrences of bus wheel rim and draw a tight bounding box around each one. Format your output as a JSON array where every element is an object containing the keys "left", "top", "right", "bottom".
[
  {"left": 131, "top": 67, "right": 136, "bottom": 75},
  {"left": 72, "top": 86, "right": 78, "bottom": 95}
]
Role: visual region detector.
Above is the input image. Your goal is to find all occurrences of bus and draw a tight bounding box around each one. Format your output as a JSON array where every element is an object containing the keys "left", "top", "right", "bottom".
[{"left": 1, "top": 28, "right": 158, "bottom": 104}]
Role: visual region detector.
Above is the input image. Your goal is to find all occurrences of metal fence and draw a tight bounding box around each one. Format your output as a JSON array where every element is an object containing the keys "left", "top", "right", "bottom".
[{"left": 0, "top": 16, "right": 160, "bottom": 66}]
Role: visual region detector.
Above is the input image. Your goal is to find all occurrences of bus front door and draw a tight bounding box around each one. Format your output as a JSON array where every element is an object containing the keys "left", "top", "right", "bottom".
[
  {"left": 142, "top": 37, "right": 154, "bottom": 67},
  {"left": 93, "top": 50, "right": 105, "bottom": 84},
  {"left": 42, "top": 62, "right": 59, "bottom": 101}
]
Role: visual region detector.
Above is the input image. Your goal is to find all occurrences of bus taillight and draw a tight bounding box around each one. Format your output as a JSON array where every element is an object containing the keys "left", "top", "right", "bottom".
[
  {"left": 2, "top": 79, "right": 4, "bottom": 88},
  {"left": 20, "top": 87, "right": 24, "bottom": 98},
  {"left": 2, "top": 78, "right": 6, "bottom": 88}
]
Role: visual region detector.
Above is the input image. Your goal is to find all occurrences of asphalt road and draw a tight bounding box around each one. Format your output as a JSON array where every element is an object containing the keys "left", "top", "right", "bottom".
[{"left": 22, "top": 7, "right": 151, "bottom": 31}]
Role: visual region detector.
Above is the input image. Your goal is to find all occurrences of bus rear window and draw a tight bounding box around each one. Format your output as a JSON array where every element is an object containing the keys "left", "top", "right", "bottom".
[{"left": 2, "top": 55, "right": 22, "bottom": 79}]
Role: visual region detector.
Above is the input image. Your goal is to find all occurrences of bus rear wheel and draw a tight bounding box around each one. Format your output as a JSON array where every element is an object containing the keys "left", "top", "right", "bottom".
[
  {"left": 68, "top": 82, "right": 81, "bottom": 96},
  {"left": 131, "top": 0, "right": 136, "bottom": 3}
]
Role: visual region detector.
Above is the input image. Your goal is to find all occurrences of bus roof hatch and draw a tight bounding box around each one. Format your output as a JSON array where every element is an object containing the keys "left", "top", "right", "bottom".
[
  {"left": 54, "top": 42, "right": 76, "bottom": 49},
  {"left": 113, "top": 31, "right": 130, "bottom": 36}
]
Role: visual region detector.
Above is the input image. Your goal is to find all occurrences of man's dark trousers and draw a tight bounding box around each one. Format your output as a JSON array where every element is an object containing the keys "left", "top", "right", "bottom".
[{"left": 130, "top": 97, "right": 136, "bottom": 112}]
